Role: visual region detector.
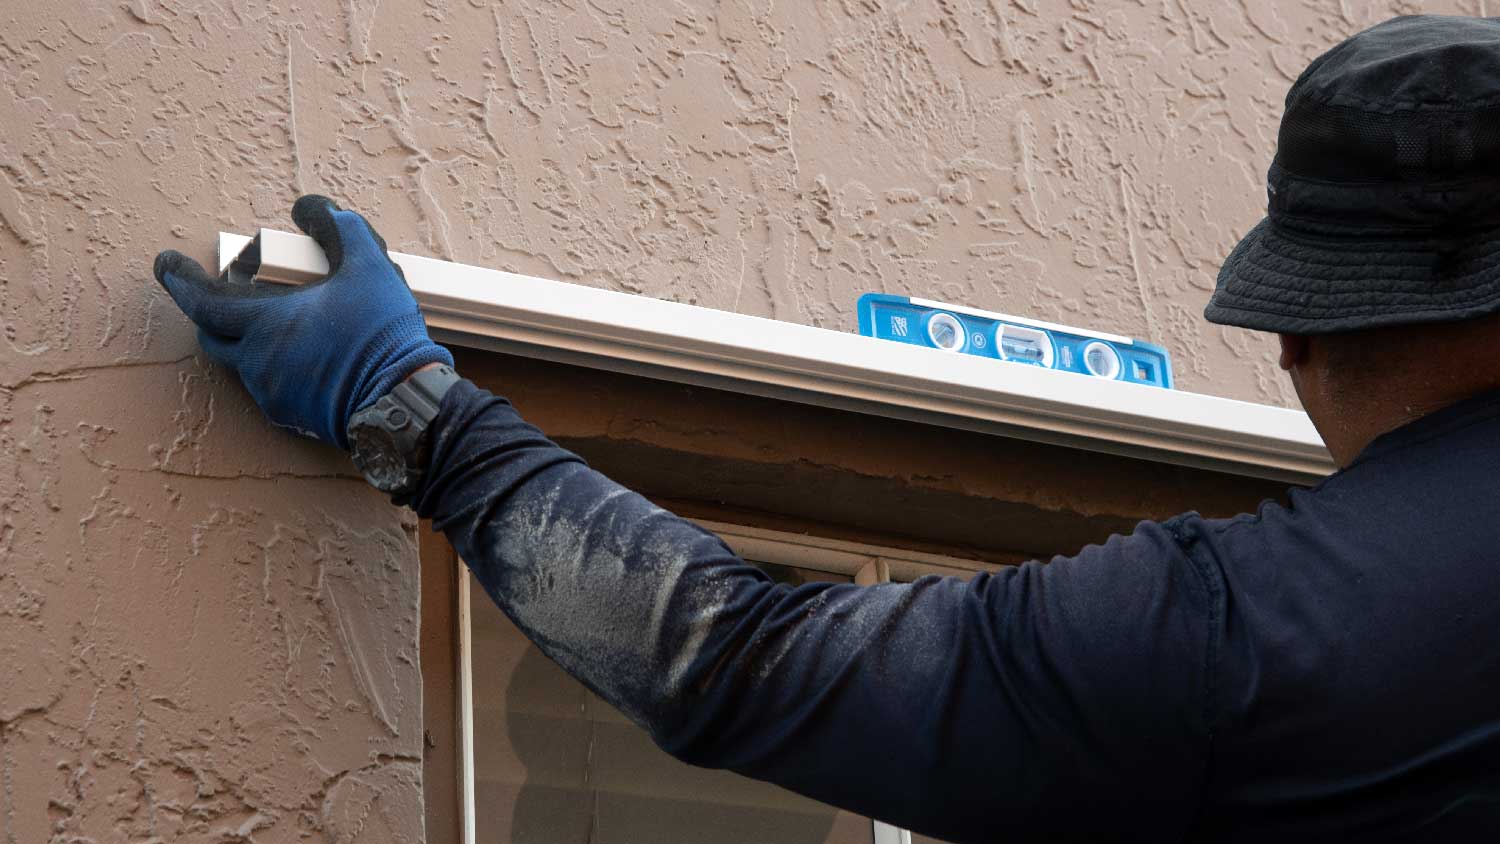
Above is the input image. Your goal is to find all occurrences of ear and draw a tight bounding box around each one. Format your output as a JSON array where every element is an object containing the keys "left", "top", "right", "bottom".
[{"left": 1278, "top": 334, "right": 1309, "bottom": 371}]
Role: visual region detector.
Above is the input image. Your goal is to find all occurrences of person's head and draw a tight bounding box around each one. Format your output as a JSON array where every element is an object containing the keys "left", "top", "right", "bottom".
[
  {"left": 1276, "top": 312, "right": 1500, "bottom": 465},
  {"left": 1204, "top": 15, "right": 1500, "bottom": 465}
]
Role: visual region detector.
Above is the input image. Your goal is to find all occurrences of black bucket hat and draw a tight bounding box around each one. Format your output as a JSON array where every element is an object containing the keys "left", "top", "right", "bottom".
[{"left": 1205, "top": 15, "right": 1500, "bottom": 334}]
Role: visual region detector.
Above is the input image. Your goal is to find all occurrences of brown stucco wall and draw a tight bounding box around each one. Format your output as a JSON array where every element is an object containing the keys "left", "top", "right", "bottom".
[{"left": 1, "top": 1, "right": 1470, "bottom": 841}]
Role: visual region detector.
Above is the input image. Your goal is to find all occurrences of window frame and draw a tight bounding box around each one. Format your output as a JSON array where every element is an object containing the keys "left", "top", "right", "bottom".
[{"left": 449, "top": 519, "right": 989, "bottom": 844}]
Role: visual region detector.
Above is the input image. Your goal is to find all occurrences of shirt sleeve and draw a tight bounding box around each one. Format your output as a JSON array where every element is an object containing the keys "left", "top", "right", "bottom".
[{"left": 405, "top": 380, "right": 1220, "bottom": 843}]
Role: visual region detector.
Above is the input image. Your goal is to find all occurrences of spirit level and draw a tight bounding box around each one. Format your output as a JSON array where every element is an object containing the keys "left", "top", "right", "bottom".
[{"left": 857, "top": 294, "right": 1174, "bottom": 390}]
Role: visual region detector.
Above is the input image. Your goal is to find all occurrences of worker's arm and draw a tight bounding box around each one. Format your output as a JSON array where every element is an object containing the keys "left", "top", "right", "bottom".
[
  {"left": 404, "top": 381, "right": 1218, "bottom": 842},
  {"left": 156, "top": 198, "right": 1220, "bottom": 843}
]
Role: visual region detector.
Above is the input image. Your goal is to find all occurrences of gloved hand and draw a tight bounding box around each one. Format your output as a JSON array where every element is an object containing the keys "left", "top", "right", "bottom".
[{"left": 154, "top": 195, "right": 454, "bottom": 449}]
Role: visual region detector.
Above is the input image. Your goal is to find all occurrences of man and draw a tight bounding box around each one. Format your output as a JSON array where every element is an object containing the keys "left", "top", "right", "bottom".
[{"left": 153, "top": 15, "right": 1500, "bottom": 842}]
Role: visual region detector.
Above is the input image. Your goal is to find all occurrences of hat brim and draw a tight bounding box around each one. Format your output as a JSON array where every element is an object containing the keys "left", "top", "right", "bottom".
[{"left": 1204, "top": 217, "right": 1500, "bottom": 334}]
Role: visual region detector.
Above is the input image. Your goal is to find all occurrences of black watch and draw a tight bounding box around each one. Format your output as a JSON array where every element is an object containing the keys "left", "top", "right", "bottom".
[{"left": 347, "top": 365, "right": 461, "bottom": 496}]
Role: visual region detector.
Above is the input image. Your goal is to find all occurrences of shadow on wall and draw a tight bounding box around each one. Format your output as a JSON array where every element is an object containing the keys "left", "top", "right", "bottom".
[{"left": 501, "top": 644, "right": 844, "bottom": 844}]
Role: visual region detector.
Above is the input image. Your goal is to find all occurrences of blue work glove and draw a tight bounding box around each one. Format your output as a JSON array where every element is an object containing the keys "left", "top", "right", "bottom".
[{"left": 154, "top": 195, "right": 454, "bottom": 449}]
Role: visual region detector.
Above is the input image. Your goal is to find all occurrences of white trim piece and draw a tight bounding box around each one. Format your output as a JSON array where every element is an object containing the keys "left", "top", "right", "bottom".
[
  {"left": 457, "top": 569, "right": 476, "bottom": 844},
  {"left": 909, "top": 296, "right": 1134, "bottom": 345},
  {"left": 217, "top": 230, "right": 1333, "bottom": 483},
  {"left": 873, "top": 820, "right": 913, "bottom": 844}
]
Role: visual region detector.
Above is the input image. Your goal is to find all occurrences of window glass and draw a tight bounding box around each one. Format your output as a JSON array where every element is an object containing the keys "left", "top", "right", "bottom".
[{"left": 468, "top": 563, "right": 874, "bottom": 844}]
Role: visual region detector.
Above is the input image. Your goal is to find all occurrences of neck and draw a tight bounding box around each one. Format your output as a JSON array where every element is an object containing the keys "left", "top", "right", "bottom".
[
  {"left": 1289, "top": 316, "right": 1500, "bottom": 468},
  {"left": 1312, "top": 378, "right": 1499, "bottom": 467},
  {"left": 1316, "top": 397, "right": 1446, "bottom": 467}
]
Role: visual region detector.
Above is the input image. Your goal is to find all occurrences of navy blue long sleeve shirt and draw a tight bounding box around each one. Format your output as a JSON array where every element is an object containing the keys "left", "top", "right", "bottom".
[{"left": 406, "top": 380, "right": 1500, "bottom": 842}]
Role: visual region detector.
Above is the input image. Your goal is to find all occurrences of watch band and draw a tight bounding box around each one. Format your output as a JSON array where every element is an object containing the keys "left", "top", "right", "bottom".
[{"left": 388, "top": 364, "right": 462, "bottom": 429}]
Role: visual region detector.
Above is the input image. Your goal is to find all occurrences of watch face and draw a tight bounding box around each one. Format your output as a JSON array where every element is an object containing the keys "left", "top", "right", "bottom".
[{"left": 349, "top": 423, "right": 414, "bottom": 493}]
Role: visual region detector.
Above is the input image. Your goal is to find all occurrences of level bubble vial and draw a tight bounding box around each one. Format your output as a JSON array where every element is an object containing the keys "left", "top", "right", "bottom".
[
  {"left": 1082, "top": 341, "right": 1121, "bottom": 379},
  {"left": 926, "top": 312, "right": 966, "bottom": 353}
]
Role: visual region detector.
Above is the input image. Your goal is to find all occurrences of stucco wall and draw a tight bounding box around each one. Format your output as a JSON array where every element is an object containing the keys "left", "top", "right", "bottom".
[{"left": 0, "top": 1, "right": 1475, "bottom": 841}]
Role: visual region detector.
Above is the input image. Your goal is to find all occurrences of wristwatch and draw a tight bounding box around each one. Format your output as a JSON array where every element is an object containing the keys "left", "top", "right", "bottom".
[{"left": 347, "top": 364, "right": 462, "bottom": 496}]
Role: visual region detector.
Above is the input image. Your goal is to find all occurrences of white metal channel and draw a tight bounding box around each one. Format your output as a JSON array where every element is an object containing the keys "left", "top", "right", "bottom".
[
  {"left": 218, "top": 230, "right": 1333, "bottom": 483},
  {"left": 456, "top": 570, "right": 476, "bottom": 844}
]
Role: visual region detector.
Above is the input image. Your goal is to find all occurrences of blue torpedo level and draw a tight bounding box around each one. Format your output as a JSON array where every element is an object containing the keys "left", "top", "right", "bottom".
[{"left": 857, "top": 293, "right": 1174, "bottom": 389}]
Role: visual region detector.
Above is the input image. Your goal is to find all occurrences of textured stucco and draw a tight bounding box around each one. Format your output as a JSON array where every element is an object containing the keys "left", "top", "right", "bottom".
[{"left": 0, "top": 1, "right": 1481, "bottom": 841}]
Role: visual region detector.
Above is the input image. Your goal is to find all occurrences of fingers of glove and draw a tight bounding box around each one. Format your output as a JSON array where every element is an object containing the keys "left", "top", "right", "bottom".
[
  {"left": 154, "top": 250, "right": 266, "bottom": 338},
  {"left": 291, "top": 195, "right": 348, "bottom": 276},
  {"left": 291, "top": 195, "right": 394, "bottom": 283}
]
